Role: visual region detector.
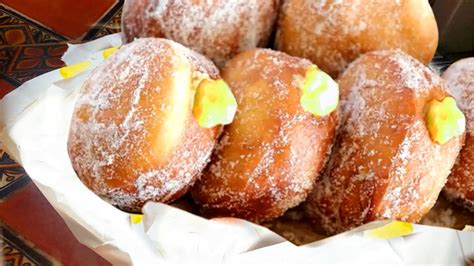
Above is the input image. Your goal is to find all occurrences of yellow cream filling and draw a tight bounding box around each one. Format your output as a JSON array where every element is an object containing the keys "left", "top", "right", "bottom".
[
  {"left": 426, "top": 97, "right": 465, "bottom": 145},
  {"left": 299, "top": 65, "right": 339, "bottom": 116},
  {"left": 193, "top": 79, "right": 237, "bottom": 128}
]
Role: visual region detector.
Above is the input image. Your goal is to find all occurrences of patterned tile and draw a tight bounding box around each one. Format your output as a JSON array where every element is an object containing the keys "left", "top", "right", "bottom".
[
  {"left": 0, "top": 5, "right": 66, "bottom": 45},
  {"left": 1, "top": 225, "right": 54, "bottom": 266},
  {"left": 0, "top": 150, "right": 30, "bottom": 199},
  {"left": 0, "top": 1, "right": 123, "bottom": 89},
  {"left": 0, "top": 4, "right": 68, "bottom": 93},
  {"left": 1, "top": 0, "right": 118, "bottom": 40},
  {"left": 0, "top": 2, "right": 122, "bottom": 265},
  {"left": 0, "top": 43, "right": 66, "bottom": 84},
  {"left": 83, "top": 4, "right": 122, "bottom": 40}
]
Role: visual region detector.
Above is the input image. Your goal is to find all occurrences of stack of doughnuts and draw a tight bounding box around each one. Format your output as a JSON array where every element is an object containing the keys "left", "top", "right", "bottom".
[{"left": 67, "top": 0, "right": 471, "bottom": 236}]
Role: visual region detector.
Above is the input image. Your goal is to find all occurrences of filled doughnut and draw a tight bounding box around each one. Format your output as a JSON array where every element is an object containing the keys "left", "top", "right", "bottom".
[
  {"left": 442, "top": 58, "right": 474, "bottom": 212},
  {"left": 304, "top": 50, "right": 465, "bottom": 234},
  {"left": 275, "top": 0, "right": 438, "bottom": 77},
  {"left": 191, "top": 49, "right": 339, "bottom": 222},
  {"left": 68, "top": 38, "right": 237, "bottom": 212},
  {"left": 121, "top": 0, "right": 279, "bottom": 67}
]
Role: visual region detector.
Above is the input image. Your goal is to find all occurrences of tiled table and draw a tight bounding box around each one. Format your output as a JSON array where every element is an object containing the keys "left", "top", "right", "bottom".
[
  {"left": 1, "top": 1, "right": 473, "bottom": 265},
  {"left": 0, "top": 1, "right": 123, "bottom": 264}
]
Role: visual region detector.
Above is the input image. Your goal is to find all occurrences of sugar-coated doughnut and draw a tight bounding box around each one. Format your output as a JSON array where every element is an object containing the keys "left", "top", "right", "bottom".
[
  {"left": 68, "top": 38, "right": 226, "bottom": 212},
  {"left": 121, "top": 0, "right": 279, "bottom": 67},
  {"left": 304, "top": 50, "right": 465, "bottom": 234},
  {"left": 191, "top": 49, "right": 339, "bottom": 223},
  {"left": 275, "top": 0, "right": 438, "bottom": 77},
  {"left": 442, "top": 58, "right": 474, "bottom": 212}
]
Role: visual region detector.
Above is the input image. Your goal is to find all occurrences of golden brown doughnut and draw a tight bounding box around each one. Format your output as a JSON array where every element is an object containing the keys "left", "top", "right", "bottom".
[
  {"left": 275, "top": 0, "right": 438, "bottom": 77},
  {"left": 304, "top": 50, "right": 465, "bottom": 234},
  {"left": 68, "top": 38, "right": 224, "bottom": 212},
  {"left": 121, "top": 0, "right": 279, "bottom": 67},
  {"left": 191, "top": 49, "right": 339, "bottom": 223},
  {"left": 442, "top": 58, "right": 474, "bottom": 212}
]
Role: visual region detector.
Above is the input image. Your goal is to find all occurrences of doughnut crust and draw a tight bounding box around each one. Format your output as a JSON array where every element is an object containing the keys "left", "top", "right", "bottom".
[
  {"left": 275, "top": 0, "right": 438, "bottom": 77},
  {"left": 442, "top": 58, "right": 474, "bottom": 212},
  {"left": 121, "top": 0, "right": 279, "bottom": 67},
  {"left": 191, "top": 49, "right": 338, "bottom": 223},
  {"left": 304, "top": 50, "right": 464, "bottom": 234},
  {"left": 68, "top": 38, "right": 221, "bottom": 212}
]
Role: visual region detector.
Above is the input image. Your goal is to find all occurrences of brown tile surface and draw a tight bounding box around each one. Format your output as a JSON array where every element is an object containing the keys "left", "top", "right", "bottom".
[
  {"left": 0, "top": 1, "right": 122, "bottom": 264},
  {"left": 2, "top": 1, "right": 118, "bottom": 40},
  {"left": 1, "top": 225, "right": 57, "bottom": 265},
  {"left": 0, "top": 79, "right": 15, "bottom": 98},
  {"left": 0, "top": 182, "right": 110, "bottom": 266},
  {"left": 0, "top": 5, "right": 66, "bottom": 44}
]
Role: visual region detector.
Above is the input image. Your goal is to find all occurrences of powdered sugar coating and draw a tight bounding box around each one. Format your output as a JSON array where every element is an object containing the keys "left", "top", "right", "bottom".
[
  {"left": 191, "top": 49, "right": 338, "bottom": 223},
  {"left": 443, "top": 58, "right": 474, "bottom": 135},
  {"left": 442, "top": 58, "right": 474, "bottom": 212},
  {"left": 121, "top": 0, "right": 279, "bottom": 67},
  {"left": 304, "top": 50, "right": 464, "bottom": 234},
  {"left": 275, "top": 0, "right": 438, "bottom": 77},
  {"left": 68, "top": 38, "right": 220, "bottom": 212}
]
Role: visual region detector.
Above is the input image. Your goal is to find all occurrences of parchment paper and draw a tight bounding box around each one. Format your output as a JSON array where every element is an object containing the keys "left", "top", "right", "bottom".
[{"left": 0, "top": 33, "right": 472, "bottom": 265}]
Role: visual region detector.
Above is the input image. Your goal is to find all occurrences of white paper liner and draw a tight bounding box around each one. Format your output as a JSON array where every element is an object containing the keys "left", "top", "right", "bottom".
[{"left": 0, "top": 33, "right": 472, "bottom": 265}]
